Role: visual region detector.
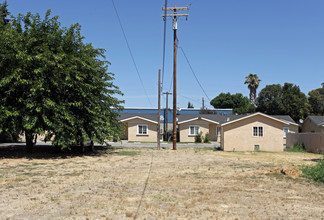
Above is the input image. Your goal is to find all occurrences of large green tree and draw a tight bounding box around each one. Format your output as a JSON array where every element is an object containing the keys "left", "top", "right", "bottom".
[
  {"left": 244, "top": 73, "right": 261, "bottom": 105},
  {"left": 256, "top": 83, "right": 309, "bottom": 121},
  {"left": 308, "top": 83, "right": 324, "bottom": 115},
  {"left": 0, "top": 0, "right": 9, "bottom": 24},
  {"left": 210, "top": 92, "right": 255, "bottom": 114},
  {"left": 0, "top": 10, "right": 123, "bottom": 150}
]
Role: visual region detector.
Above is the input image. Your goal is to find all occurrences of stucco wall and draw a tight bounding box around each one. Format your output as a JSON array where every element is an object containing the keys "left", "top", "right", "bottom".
[
  {"left": 222, "top": 115, "right": 292, "bottom": 152},
  {"left": 179, "top": 119, "right": 210, "bottom": 142},
  {"left": 302, "top": 118, "right": 323, "bottom": 133},
  {"left": 127, "top": 118, "right": 157, "bottom": 142},
  {"left": 287, "top": 133, "right": 324, "bottom": 153}
]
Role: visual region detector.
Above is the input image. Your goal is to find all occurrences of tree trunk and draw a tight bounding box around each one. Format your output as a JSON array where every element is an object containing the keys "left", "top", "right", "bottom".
[{"left": 25, "top": 131, "right": 34, "bottom": 152}]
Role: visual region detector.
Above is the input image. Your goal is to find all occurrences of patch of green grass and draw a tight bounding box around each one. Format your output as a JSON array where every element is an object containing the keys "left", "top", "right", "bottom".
[
  {"left": 285, "top": 143, "right": 306, "bottom": 152},
  {"left": 115, "top": 151, "right": 140, "bottom": 156},
  {"left": 301, "top": 158, "right": 324, "bottom": 183}
]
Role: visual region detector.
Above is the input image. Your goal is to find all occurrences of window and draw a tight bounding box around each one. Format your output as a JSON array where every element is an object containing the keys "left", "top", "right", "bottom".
[
  {"left": 138, "top": 124, "right": 148, "bottom": 135},
  {"left": 189, "top": 125, "right": 200, "bottom": 136},
  {"left": 283, "top": 127, "right": 289, "bottom": 138},
  {"left": 253, "top": 126, "right": 263, "bottom": 137},
  {"left": 254, "top": 145, "right": 260, "bottom": 150}
]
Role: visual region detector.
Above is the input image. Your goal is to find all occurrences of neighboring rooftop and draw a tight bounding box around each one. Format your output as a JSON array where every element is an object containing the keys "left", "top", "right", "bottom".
[{"left": 307, "top": 116, "right": 324, "bottom": 126}]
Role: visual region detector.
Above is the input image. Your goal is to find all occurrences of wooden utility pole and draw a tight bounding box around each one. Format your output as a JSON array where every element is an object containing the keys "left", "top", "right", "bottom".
[
  {"left": 162, "top": 6, "right": 189, "bottom": 150},
  {"left": 157, "top": 69, "right": 161, "bottom": 150},
  {"left": 163, "top": 92, "right": 172, "bottom": 140}
]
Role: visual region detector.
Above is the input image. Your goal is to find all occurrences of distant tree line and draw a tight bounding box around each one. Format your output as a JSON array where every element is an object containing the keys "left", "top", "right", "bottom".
[{"left": 210, "top": 73, "right": 323, "bottom": 122}]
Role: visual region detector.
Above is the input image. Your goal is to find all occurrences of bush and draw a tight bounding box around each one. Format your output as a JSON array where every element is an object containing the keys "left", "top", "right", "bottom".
[
  {"left": 195, "top": 132, "right": 203, "bottom": 143},
  {"left": 285, "top": 143, "right": 306, "bottom": 152},
  {"left": 204, "top": 132, "right": 210, "bottom": 143},
  {"left": 301, "top": 158, "right": 324, "bottom": 183}
]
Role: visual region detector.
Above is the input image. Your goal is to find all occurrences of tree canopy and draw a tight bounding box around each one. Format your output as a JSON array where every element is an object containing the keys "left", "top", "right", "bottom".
[
  {"left": 244, "top": 73, "right": 261, "bottom": 105},
  {"left": 187, "top": 101, "right": 194, "bottom": 108},
  {"left": 0, "top": 0, "right": 9, "bottom": 24},
  {"left": 210, "top": 92, "right": 255, "bottom": 114},
  {"left": 256, "top": 83, "right": 309, "bottom": 121},
  {"left": 0, "top": 10, "right": 123, "bottom": 150},
  {"left": 308, "top": 83, "right": 324, "bottom": 115}
]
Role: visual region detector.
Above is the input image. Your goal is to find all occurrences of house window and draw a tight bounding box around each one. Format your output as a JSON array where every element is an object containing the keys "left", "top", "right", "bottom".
[
  {"left": 283, "top": 127, "right": 289, "bottom": 138},
  {"left": 253, "top": 126, "right": 263, "bottom": 137},
  {"left": 254, "top": 145, "right": 260, "bottom": 150},
  {"left": 189, "top": 125, "right": 200, "bottom": 136},
  {"left": 138, "top": 124, "right": 148, "bottom": 135}
]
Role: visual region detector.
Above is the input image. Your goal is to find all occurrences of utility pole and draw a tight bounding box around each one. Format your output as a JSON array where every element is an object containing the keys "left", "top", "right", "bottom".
[
  {"left": 162, "top": 6, "right": 189, "bottom": 150},
  {"left": 163, "top": 92, "right": 172, "bottom": 140},
  {"left": 202, "top": 97, "right": 205, "bottom": 109},
  {"left": 157, "top": 69, "right": 161, "bottom": 150}
]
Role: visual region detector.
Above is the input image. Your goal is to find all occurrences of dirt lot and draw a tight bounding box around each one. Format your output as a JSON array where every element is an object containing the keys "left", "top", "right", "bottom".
[{"left": 0, "top": 145, "right": 324, "bottom": 220}]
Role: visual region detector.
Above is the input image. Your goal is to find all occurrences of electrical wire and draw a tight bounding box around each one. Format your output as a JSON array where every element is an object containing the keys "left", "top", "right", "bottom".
[
  {"left": 179, "top": 45, "right": 211, "bottom": 103},
  {"left": 111, "top": 0, "right": 153, "bottom": 107}
]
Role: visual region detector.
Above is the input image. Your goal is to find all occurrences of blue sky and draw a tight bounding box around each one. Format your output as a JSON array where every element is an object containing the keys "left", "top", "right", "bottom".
[{"left": 6, "top": 0, "right": 324, "bottom": 108}]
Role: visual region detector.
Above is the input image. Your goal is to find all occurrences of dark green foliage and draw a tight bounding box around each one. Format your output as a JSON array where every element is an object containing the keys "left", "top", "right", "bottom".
[
  {"left": 203, "top": 132, "right": 210, "bottom": 143},
  {"left": 0, "top": 10, "right": 123, "bottom": 150},
  {"left": 256, "top": 83, "right": 309, "bottom": 121},
  {"left": 187, "top": 101, "right": 194, "bottom": 108},
  {"left": 285, "top": 143, "right": 306, "bottom": 152},
  {"left": 210, "top": 92, "right": 255, "bottom": 114},
  {"left": 308, "top": 83, "right": 324, "bottom": 115},
  {"left": 0, "top": 1, "right": 10, "bottom": 24},
  {"left": 195, "top": 132, "right": 202, "bottom": 143},
  {"left": 301, "top": 158, "right": 324, "bottom": 183},
  {"left": 244, "top": 73, "right": 261, "bottom": 105}
]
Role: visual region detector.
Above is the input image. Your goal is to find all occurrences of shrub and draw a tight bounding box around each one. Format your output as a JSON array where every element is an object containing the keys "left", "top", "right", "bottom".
[
  {"left": 301, "top": 158, "right": 324, "bottom": 183},
  {"left": 285, "top": 143, "right": 306, "bottom": 152},
  {"left": 204, "top": 132, "right": 210, "bottom": 143},
  {"left": 195, "top": 132, "right": 203, "bottom": 143}
]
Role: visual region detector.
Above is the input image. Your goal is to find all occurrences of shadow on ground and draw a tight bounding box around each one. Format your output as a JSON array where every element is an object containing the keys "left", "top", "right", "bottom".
[{"left": 0, "top": 143, "right": 120, "bottom": 159}]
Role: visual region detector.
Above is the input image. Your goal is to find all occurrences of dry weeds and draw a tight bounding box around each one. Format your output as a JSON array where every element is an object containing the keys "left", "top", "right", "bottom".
[{"left": 0, "top": 146, "right": 323, "bottom": 219}]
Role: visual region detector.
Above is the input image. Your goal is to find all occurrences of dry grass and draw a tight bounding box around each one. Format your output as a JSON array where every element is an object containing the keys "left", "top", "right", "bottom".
[{"left": 0, "top": 146, "right": 324, "bottom": 219}]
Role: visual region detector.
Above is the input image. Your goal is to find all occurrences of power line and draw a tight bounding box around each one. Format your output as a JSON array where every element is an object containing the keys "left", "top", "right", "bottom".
[
  {"left": 111, "top": 0, "right": 153, "bottom": 107},
  {"left": 179, "top": 45, "right": 211, "bottom": 103}
]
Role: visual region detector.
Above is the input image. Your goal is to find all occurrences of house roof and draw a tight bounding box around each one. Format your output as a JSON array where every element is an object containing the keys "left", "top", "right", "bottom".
[
  {"left": 271, "top": 115, "right": 299, "bottom": 126},
  {"left": 306, "top": 116, "right": 324, "bottom": 126},
  {"left": 118, "top": 113, "right": 159, "bottom": 124},
  {"left": 221, "top": 112, "right": 296, "bottom": 126},
  {"left": 177, "top": 114, "right": 245, "bottom": 125}
]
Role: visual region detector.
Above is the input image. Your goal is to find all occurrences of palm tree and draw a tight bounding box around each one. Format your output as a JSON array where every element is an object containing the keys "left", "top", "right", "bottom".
[{"left": 244, "top": 73, "right": 261, "bottom": 105}]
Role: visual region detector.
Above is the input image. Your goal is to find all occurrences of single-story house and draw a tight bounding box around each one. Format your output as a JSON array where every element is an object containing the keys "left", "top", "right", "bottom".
[
  {"left": 301, "top": 116, "right": 324, "bottom": 133},
  {"left": 220, "top": 113, "right": 299, "bottom": 152},
  {"left": 119, "top": 113, "right": 159, "bottom": 142},
  {"left": 119, "top": 112, "right": 299, "bottom": 152},
  {"left": 178, "top": 112, "right": 298, "bottom": 152}
]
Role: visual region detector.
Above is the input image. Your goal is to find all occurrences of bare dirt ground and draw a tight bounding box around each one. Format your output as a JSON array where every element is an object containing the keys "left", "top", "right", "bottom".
[{"left": 0, "top": 145, "right": 324, "bottom": 220}]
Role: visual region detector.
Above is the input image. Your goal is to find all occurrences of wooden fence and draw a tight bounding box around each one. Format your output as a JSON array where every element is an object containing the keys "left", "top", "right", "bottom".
[{"left": 287, "top": 133, "right": 324, "bottom": 153}]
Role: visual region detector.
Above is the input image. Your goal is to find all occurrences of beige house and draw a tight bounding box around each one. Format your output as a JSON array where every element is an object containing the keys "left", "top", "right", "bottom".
[
  {"left": 221, "top": 113, "right": 299, "bottom": 152},
  {"left": 119, "top": 114, "right": 158, "bottom": 142},
  {"left": 119, "top": 112, "right": 299, "bottom": 151},
  {"left": 301, "top": 116, "right": 324, "bottom": 133}
]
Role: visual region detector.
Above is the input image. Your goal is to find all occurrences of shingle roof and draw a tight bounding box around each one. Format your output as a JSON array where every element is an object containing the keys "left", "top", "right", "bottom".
[
  {"left": 118, "top": 113, "right": 159, "bottom": 123},
  {"left": 177, "top": 114, "right": 246, "bottom": 124},
  {"left": 307, "top": 116, "right": 324, "bottom": 126},
  {"left": 271, "top": 115, "right": 298, "bottom": 125}
]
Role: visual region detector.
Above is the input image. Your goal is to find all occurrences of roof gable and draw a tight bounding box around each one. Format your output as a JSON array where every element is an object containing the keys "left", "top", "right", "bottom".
[
  {"left": 221, "top": 112, "right": 290, "bottom": 126},
  {"left": 306, "top": 116, "right": 324, "bottom": 126},
  {"left": 119, "top": 114, "right": 158, "bottom": 124},
  {"left": 178, "top": 116, "right": 219, "bottom": 125}
]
